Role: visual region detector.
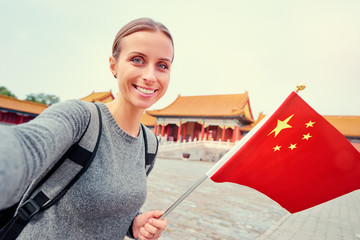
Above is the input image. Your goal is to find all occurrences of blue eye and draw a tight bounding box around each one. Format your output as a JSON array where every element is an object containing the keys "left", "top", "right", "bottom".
[
  {"left": 132, "top": 57, "right": 144, "bottom": 64},
  {"left": 157, "top": 63, "right": 168, "bottom": 69}
]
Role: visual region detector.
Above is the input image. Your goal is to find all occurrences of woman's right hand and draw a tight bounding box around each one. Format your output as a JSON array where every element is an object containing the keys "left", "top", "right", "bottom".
[{"left": 132, "top": 210, "right": 167, "bottom": 240}]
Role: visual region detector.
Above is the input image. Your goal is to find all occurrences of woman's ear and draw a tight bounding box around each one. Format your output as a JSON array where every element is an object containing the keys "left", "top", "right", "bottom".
[{"left": 109, "top": 56, "right": 117, "bottom": 77}]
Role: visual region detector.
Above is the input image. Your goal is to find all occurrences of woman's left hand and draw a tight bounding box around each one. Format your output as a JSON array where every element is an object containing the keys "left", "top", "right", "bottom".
[{"left": 132, "top": 210, "right": 167, "bottom": 240}]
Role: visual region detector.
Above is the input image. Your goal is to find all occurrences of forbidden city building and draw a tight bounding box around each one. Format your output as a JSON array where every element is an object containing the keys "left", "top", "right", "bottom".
[
  {"left": 0, "top": 95, "right": 48, "bottom": 125},
  {"left": 147, "top": 92, "right": 255, "bottom": 142}
]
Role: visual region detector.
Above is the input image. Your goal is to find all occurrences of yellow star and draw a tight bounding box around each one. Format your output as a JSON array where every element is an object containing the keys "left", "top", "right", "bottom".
[
  {"left": 268, "top": 114, "right": 294, "bottom": 138},
  {"left": 302, "top": 133, "right": 312, "bottom": 140},
  {"left": 273, "top": 145, "right": 281, "bottom": 152},
  {"left": 288, "top": 143, "right": 297, "bottom": 150},
  {"left": 305, "top": 121, "right": 315, "bottom": 128}
]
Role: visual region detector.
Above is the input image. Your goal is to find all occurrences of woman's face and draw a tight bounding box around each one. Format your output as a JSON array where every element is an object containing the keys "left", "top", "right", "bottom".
[{"left": 110, "top": 30, "right": 174, "bottom": 110}]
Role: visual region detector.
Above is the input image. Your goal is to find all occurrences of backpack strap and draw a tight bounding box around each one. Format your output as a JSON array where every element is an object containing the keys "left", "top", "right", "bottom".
[
  {"left": 0, "top": 102, "right": 102, "bottom": 240},
  {"left": 141, "top": 124, "right": 158, "bottom": 176},
  {"left": 126, "top": 124, "right": 158, "bottom": 239}
]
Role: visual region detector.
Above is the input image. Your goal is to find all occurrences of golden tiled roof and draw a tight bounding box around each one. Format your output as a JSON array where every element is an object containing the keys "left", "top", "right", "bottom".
[
  {"left": 80, "top": 91, "right": 114, "bottom": 103},
  {"left": 0, "top": 95, "right": 48, "bottom": 115},
  {"left": 147, "top": 92, "right": 254, "bottom": 122},
  {"left": 323, "top": 115, "right": 360, "bottom": 137},
  {"left": 140, "top": 111, "right": 157, "bottom": 127}
]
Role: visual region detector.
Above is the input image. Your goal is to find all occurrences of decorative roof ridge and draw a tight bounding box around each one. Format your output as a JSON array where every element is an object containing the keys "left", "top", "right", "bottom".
[{"left": 232, "top": 92, "right": 249, "bottom": 112}]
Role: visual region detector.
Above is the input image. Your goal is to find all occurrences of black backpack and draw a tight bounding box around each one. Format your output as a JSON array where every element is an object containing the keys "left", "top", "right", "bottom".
[{"left": 0, "top": 102, "right": 158, "bottom": 240}]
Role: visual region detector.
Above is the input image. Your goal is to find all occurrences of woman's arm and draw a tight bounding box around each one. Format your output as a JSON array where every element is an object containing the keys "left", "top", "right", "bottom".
[{"left": 0, "top": 100, "right": 90, "bottom": 209}]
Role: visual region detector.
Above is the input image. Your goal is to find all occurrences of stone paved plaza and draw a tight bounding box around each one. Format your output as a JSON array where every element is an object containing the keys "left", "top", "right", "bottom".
[
  {"left": 257, "top": 190, "right": 360, "bottom": 240},
  {"left": 126, "top": 158, "right": 360, "bottom": 240}
]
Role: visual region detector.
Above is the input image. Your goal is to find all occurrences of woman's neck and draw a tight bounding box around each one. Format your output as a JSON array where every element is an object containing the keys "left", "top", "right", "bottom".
[{"left": 105, "top": 99, "right": 144, "bottom": 137}]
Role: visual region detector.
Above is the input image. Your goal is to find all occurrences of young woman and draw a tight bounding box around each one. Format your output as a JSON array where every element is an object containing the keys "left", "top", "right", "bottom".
[{"left": 0, "top": 18, "right": 173, "bottom": 240}]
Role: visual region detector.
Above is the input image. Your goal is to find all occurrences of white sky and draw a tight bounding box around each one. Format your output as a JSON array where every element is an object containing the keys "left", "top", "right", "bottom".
[{"left": 1, "top": 0, "right": 359, "bottom": 118}]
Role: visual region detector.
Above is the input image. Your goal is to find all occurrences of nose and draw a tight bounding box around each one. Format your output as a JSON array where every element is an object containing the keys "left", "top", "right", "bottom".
[{"left": 143, "top": 65, "right": 156, "bottom": 83}]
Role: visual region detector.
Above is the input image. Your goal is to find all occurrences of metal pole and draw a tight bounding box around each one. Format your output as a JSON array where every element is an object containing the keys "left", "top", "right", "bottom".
[
  {"left": 135, "top": 175, "right": 207, "bottom": 240},
  {"left": 160, "top": 174, "right": 208, "bottom": 219}
]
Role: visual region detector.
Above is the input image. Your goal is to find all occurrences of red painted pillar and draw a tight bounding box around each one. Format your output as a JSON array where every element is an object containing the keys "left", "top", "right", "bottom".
[
  {"left": 221, "top": 125, "right": 226, "bottom": 142},
  {"left": 200, "top": 122, "right": 205, "bottom": 140},
  {"left": 154, "top": 124, "right": 158, "bottom": 135},
  {"left": 206, "top": 127, "right": 210, "bottom": 140},
  {"left": 177, "top": 121, "right": 182, "bottom": 142},
  {"left": 233, "top": 126, "right": 239, "bottom": 142},
  {"left": 161, "top": 124, "right": 165, "bottom": 137},
  {"left": 231, "top": 127, "right": 236, "bottom": 142}
]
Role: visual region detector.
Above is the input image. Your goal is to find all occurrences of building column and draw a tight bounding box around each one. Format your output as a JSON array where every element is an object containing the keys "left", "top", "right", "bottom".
[
  {"left": 200, "top": 122, "right": 205, "bottom": 141},
  {"left": 161, "top": 124, "right": 165, "bottom": 137},
  {"left": 206, "top": 126, "right": 210, "bottom": 141},
  {"left": 231, "top": 126, "right": 236, "bottom": 142},
  {"left": 177, "top": 121, "right": 182, "bottom": 142},
  {"left": 221, "top": 125, "right": 226, "bottom": 142},
  {"left": 154, "top": 124, "right": 158, "bottom": 135},
  {"left": 235, "top": 126, "right": 239, "bottom": 141},
  {"left": 232, "top": 126, "right": 239, "bottom": 142}
]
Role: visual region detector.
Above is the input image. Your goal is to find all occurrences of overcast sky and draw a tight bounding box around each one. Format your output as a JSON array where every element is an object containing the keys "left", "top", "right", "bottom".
[{"left": 1, "top": 0, "right": 359, "bottom": 118}]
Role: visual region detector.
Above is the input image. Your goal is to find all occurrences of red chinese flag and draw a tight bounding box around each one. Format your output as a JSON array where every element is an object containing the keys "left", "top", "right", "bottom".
[{"left": 208, "top": 92, "right": 360, "bottom": 213}]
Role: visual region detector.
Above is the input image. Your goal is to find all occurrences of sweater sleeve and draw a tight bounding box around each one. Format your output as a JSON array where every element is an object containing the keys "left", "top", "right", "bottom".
[
  {"left": 0, "top": 100, "right": 90, "bottom": 209},
  {"left": 126, "top": 212, "right": 142, "bottom": 239}
]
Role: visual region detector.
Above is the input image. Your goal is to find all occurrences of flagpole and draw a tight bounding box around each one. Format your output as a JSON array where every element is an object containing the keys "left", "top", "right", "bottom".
[{"left": 160, "top": 174, "right": 208, "bottom": 219}]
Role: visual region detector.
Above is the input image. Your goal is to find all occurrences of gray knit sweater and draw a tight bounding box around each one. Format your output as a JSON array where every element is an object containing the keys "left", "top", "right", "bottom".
[{"left": 0, "top": 100, "right": 149, "bottom": 239}]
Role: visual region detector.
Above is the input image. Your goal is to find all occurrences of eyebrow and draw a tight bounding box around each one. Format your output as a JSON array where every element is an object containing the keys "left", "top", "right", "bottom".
[
  {"left": 159, "top": 58, "right": 172, "bottom": 63},
  {"left": 130, "top": 51, "right": 171, "bottom": 63}
]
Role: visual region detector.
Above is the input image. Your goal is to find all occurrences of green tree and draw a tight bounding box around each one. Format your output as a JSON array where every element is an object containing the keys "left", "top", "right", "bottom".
[
  {"left": 25, "top": 93, "right": 60, "bottom": 106},
  {"left": 0, "top": 86, "right": 17, "bottom": 98}
]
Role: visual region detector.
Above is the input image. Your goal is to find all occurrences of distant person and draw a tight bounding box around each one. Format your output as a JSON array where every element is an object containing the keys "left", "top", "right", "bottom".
[{"left": 0, "top": 17, "right": 174, "bottom": 240}]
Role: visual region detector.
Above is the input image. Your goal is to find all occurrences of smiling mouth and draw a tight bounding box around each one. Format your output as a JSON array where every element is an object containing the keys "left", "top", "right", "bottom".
[{"left": 134, "top": 85, "right": 157, "bottom": 95}]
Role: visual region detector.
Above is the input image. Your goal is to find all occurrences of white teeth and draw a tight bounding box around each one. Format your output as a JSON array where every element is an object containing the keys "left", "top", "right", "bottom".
[{"left": 136, "top": 86, "right": 155, "bottom": 94}]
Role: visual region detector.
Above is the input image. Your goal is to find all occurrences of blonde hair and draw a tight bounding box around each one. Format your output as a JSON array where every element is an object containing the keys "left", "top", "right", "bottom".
[{"left": 112, "top": 18, "right": 174, "bottom": 61}]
